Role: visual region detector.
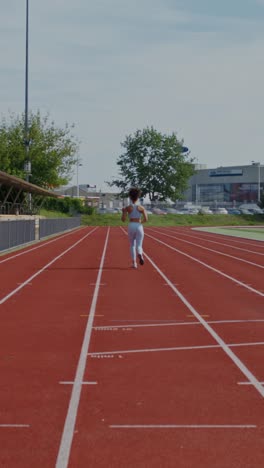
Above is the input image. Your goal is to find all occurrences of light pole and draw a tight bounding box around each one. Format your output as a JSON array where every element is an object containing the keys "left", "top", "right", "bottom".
[
  {"left": 76, "top": 161, "right": 82, "bottom": 197},
  {"left": 24, "top": 0, "right": 30, "bottom": 181}
]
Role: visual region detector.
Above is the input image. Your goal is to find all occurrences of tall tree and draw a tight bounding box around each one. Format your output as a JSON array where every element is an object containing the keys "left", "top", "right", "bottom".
[
  {"left": 0, "top": 111, "right": 79, "bottom": 188},
  {"left": 108, "top": 127, "right": 194, "bottom": 201}
]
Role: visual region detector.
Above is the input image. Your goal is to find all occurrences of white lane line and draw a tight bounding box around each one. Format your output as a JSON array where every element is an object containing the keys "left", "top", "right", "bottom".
[
  {"left": 145, "top": 232, "right": 264, "bottom": 297},
  {"left": 109, "top": 424, "right": 256, "bottom": 429},
  {"left": 238, "top": 382, "right": 264, "bottom": 386},
  {"left": 148, "top": 228, "right": 264, "bottom": 270},
  {"left": 0, "top": 424, "right": 30, "bottom": 428},
  {"left": 0, "top": 227, "right": 98, "bottom": 305},
  {"left": 94, "top": 318, "right": 264, "bottom": 330},
  {"left": 209, "top": 319, "right": 264, "bottom": 324},
  {"left": 110, "top": 319, "right": 183, "bottom": 322},
  {"left": 94, "top": 322, "right": 194, "bottom": 329},
  {"left": 89, "top": 345, "right": 220, "bottom": 355},
  {"left": 143, "top": 249, "right": 264, "bottom": 398},
  {"left": 0, "top": 226, "right": 86, "bottom": 264},
  {"left": 55, "top": 228, "right": 110, "bottom": 468},
  {"left": 60, "top": 381, "right": 97, "bottom": 385},
  {"left": 158, "top": 227, "right": 264, "bottom": 256},
  {"left": 191, "top": 228, "right": 264, "bottom": 249},
  {"left": 88, "top": 341, "right": 264, "bottom": 356},
  {"left": 120, "top": 227, "right": 264, "bottom": 398}
]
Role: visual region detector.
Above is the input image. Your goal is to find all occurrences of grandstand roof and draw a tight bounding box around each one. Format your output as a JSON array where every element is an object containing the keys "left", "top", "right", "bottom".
[{"left": 0, "top": 171, "right": 59, "bottom": 198}]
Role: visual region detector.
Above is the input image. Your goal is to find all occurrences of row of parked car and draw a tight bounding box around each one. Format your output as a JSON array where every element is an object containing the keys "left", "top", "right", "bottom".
[
  {"left": 150, "top": 206, "right": 264, "bottom": 215},
  {"left": 97, "top": 204, "right": 264, "bottom": 216}
]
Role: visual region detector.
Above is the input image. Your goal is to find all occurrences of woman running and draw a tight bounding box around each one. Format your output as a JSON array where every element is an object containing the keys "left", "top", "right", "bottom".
[{"left": 121, "top": 187, "right": 148, "bottom": 268}]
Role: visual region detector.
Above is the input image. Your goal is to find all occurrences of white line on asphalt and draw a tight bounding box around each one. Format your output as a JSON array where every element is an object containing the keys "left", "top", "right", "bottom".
[
  {"left": 88, "top": 341, "right": 264, "bottom": 356},
  {"left": 0, "top": 226, "right": 86, "bottom": 264},
  {"left": 158, "top": 227, "right": 264, "bottom": 256},
  {"left": 55, "top": 228, "right": 110, "bottom": 468},
  {"left": 0, "top": 425, "right": 30, "bottom": 428},
  {"left": 94, "top": 319, "right": 264, "bottom": 330},
  {"left": 120, "top": 227, "right": 264, "bottom": 398},
  {"left": 191, "top": 228, "right": 264, "bottom": 249},
  {"left": 238, "top": 382, "right": 264, "bottom": 386},
  {"left": 110, "top": 319, "right": 183, "bottom": 322},
  {"left": 59, "top": 382, "right": 98, "bottom": 385},
  {"left": 109, "top": 424, "right": 256, "bottom": 429},
  {"left": 0, "top": 228, "right": 98, "bottom": 305},
  {"left": 145, "top": 232, "right": 264, "bottom": 297},
  {"left": 148, "top": 228, "right": 264, "bottom": 269},
  {"left": 94, "top": 322, "right": 193, "bottom": 329}
]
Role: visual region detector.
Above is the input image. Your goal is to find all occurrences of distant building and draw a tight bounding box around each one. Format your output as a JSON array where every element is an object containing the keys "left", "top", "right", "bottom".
[
  {"left": 54, "top": 185, "right": 127, "bottom": 210},
  {"left": 184, "top": 163, "right": 263, "bottom": 205}
]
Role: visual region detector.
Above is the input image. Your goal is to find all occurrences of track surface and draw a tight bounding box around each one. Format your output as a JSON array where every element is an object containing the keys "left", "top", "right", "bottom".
[{"left": 0, "top": 226, "right": 263, "bottom": 468}]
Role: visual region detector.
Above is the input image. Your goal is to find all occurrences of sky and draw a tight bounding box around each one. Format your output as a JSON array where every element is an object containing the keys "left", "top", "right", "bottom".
[{"left": 1, "top": 0, "right": 264, "bottom": 191}]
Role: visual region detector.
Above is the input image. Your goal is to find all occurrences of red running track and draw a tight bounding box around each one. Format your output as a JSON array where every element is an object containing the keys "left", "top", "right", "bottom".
[{"left": 0, "top": 226, "right": 263, "bottom": 468}]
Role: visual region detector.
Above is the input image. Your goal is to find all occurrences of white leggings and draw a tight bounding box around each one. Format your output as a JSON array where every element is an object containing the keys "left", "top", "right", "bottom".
[{"left": 128, "top": 222, "right": 144, "bottom": 261}]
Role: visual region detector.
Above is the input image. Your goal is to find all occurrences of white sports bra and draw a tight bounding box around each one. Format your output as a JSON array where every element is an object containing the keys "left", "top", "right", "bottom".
[{"left": 128, "top": 203, "right": 142, "bottom": 220}]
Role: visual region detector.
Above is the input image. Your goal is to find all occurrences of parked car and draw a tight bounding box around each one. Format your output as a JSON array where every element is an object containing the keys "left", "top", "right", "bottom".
[
  {"left": 239, "top": 203, "right": 263, "bottom": 214},
  {"left": 166, "top": 208, "right": 179, "bottom": 214},
  {"left": 227, "top": 209, "right": 241, "bottom": 215},
  {"left": 188, "top": 209, "right": 199, "bottom": 214},
  {"left": 199, "top": 208, "right": 213, "bottom": 214},
  {"left": 215, "top": 207, "right": 228, "bottom": 214},
  {"left": 248, "top": 208, "right": 264, "bottom": 214},
  {"left": 152, "top": 208, "right": 167, "bottom": 215},
  {"left": 240, "top": 209, "right": 254, "bottom": 215}
]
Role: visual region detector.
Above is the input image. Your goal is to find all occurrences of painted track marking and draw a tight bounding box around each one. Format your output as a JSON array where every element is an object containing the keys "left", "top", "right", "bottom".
[
  {"left": 120, "top": 227, "right": 264, "bottom": 398},
  {"left": 94, "top": 318, "right": 264, "bottom": 330},
  {"left": 0, "top": 424, "right": 30, "bottom": 428},
  {"left": 238, "top": 382, "right": 264, "bottom": 386},
  {"left": 191, "top": 228, "right": 264, "bottom": 249},
  {"left": 160, "top": 227, "right": 264, "bottom": 256},
  {"left": 88, "top": 341, "right": 264, "bottom": 356},
  {"left": 0, "top": 228, "right": 98, "bottom": 305},
  {"left": 55, "top": 228, "right": 110, "bottom": 468},
  {"left": 145, "top": 232, "right": 264, "bottom": 297},
  {"left": 60, "top": 382, "right": 98, "bottom": 385},
  {"left": 148, "top": 228, "right": 264, "bottom": 270},
  {"left": 109, "top": 424, "right": 256, "bottom": 429}
]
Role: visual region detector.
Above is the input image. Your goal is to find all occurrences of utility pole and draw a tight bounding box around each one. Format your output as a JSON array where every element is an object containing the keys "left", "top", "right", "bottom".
[
  {"left": 24, "top": 0, "right": 31, "bottom": 181},
  {"left": 76, "top": 160, "right": 82, "bottom": 197},
  {"left": 24, "top": 0, "right": 32, "bottom": 212}
]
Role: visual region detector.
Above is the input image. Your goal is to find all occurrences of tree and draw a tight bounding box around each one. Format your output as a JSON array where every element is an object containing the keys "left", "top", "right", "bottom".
[
  {"left": 0, "top": 111, "right": 80, "bottom": 188},
  {"left": 107, "top": 127, "right": 195, "bottom": 202}
]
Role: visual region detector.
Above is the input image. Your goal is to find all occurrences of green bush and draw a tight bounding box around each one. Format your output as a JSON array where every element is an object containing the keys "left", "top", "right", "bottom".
[{"left": 43, "top": 197, "right": 95, "bottom": 215}]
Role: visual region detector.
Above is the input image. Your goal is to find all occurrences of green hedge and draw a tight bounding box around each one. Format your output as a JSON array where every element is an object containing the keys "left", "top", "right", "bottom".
[{"left": 43, "top": 197, "right": 95, "bottom": 215}]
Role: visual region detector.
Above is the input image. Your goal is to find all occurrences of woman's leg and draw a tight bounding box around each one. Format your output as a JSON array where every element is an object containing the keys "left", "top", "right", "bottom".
[
  {"left": 128, "top": 225, "right": 137, "bottom": 263},
  {"left": 136, "top": 225, "right": 144, "bottom": 256}
]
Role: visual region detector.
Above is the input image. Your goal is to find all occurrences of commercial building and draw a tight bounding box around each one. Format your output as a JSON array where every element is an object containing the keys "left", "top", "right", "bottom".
[{"left": 184, "top": 163, "right": 264, "bottom": 206}]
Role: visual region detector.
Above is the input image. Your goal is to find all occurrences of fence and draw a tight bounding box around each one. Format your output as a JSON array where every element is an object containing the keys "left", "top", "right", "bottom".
[
  {"left": 0, "top": 220, "right": 35, "bottom": 252},
  {"left": 39, "top": 217, "right": 81, "bottom": 239}
]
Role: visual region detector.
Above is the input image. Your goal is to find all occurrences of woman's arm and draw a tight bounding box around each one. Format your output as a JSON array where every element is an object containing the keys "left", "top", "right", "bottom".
[
  {"left": 139, "top": 206, "right": 148, "bottom": 223},
  {"left": 121, "top": 207, "right": 127, "bottom": 222}
]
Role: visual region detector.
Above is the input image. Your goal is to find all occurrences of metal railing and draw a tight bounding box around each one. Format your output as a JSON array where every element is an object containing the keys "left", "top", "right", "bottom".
[
  {"left": 39, "top": 217, "right": 81, "bottom": 239},
  {"left": 0, "top": 220, "right": 35, "bottom": 252}
]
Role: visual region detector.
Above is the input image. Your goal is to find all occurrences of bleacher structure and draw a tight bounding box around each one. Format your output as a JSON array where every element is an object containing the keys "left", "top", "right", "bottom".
[{"left": 0, "top": 170, "right": 58, "bottom": 215}]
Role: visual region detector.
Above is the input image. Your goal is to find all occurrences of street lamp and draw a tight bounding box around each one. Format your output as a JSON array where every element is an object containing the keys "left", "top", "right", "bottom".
[
  {"left": 24, "top": 0, "right": 30, "bottom": 182},
  {"left": 251, "top": 161, "right": 262, "bottom": 203},
  {"left": 76, "top": 160, "right": 82, "bottom": 197}
]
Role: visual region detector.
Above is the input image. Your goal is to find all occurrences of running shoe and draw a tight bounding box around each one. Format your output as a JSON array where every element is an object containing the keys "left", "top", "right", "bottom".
[
  {"left": 138, "top": 254, "right": 144, "bottom": 265},
  {"left": 131, "top": 262, "right": 137, "bottom": 269}
]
